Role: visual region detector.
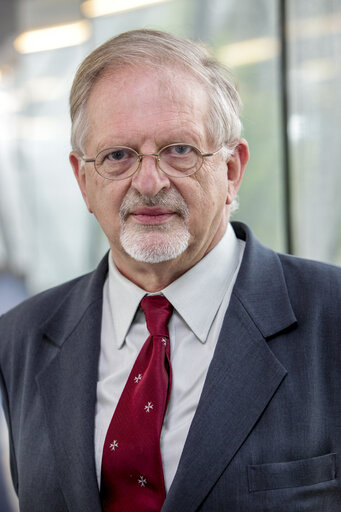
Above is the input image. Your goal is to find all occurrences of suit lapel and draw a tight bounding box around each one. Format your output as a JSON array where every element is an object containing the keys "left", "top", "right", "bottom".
[
  {"left": 163, "top": 223, "right": 297, "bottom": 512},
  {"left": 35, "top": 256, "right": 108, "bottom": 512}
]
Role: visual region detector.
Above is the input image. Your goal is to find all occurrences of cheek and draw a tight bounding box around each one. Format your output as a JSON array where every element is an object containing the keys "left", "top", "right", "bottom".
[
  {"left": 182, "top": 181, "right": 225, "bottom": 235},
  {"left": 190, "top": 167, "right": 228, "bottom": 212},
  {"left": 87, "top": 178, "right": 127, "bottom": 224}
]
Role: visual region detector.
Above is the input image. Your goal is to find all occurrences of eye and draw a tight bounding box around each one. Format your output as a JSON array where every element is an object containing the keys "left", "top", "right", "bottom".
[
  {"left": 106, "top": 148, "right": 132, "bottom": 161},
  {"left": 96, "top": 147, "right": 136, "bottom": 167},
  {"left": 168, "top": 144, "right": 193, "bottom": 156}
]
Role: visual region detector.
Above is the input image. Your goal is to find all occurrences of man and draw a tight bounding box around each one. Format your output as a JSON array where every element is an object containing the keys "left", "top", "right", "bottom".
[{"left": 0, "top": 29, "right": 340, "bottom": 511}]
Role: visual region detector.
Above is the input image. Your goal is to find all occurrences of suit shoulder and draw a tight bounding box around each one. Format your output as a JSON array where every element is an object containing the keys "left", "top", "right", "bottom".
[
  {"left": 278, "top": 252, "right": 341, "bottom": 286},
  {"left": 278, "top": 252, "right": 341, "bottom": 315},
  {"left": 0, "top": 271, "right": 95, "bottom": 334}
]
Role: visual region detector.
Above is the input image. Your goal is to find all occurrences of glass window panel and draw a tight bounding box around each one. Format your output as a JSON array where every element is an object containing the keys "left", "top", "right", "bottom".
[{"left": 288, "top": 0, "right": 341, "bottom": 264}]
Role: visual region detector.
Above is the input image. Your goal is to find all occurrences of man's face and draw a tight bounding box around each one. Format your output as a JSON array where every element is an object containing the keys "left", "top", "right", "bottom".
[{"left": 70, "top": 65, "right": 248, "bottom": 282}]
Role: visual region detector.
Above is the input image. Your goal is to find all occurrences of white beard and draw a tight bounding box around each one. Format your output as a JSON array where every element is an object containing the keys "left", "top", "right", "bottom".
[{"left": 119, "top": 188, "right": 190, "bottom": 263}]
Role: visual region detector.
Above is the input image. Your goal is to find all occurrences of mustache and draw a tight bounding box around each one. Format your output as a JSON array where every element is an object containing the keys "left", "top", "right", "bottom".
[{"left": 119, "top": 188, "right": 189, "bottom": 221}]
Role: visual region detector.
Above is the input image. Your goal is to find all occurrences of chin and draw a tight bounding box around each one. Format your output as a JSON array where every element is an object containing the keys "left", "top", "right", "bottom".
[{"left": 120, "top": 226, "right": 190, "bottom": 264}]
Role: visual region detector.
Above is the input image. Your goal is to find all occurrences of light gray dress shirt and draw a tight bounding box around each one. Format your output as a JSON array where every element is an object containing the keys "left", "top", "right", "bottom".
[{"left": 94, "top": 223, "right": 245, "bottom": 490}]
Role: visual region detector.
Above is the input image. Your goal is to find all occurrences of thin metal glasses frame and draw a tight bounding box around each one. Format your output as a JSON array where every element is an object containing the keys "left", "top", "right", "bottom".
[{"left": 81, "top": 143, "right": 222, "bottom": 180}]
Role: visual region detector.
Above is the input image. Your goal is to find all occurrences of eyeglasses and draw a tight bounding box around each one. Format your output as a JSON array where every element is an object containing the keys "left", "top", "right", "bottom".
[{"left": 81, "top": 143, "right": 222, "bottom": 180}]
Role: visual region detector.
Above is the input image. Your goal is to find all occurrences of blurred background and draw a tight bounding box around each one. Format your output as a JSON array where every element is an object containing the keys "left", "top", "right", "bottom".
[{"left": 0, "top": 0, "right": 340, "bottom": 510}]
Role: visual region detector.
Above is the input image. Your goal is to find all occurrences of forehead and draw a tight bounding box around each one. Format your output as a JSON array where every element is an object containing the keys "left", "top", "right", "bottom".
[{"left": 85, "top": 65, "right": 209, "bottom": 148}]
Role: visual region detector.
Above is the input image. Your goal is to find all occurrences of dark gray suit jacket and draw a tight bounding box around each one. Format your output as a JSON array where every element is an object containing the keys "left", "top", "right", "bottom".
[{"left": 1, "top": 222, "right": 341, "bottom": 511}]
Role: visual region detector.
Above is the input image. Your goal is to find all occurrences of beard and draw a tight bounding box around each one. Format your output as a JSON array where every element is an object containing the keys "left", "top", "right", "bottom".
[{"left": 119, "top": 188, "right": 190, "bottom": 263}]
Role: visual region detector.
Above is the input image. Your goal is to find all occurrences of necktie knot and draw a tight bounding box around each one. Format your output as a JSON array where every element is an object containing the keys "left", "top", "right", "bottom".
[{"left": 141, "top": 295, "right": 173, "bottom": 336}]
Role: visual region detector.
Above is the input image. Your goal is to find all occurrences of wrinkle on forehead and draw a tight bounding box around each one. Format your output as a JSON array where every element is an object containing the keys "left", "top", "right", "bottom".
[
  {"left": 86, "top": 64, "right": 210, "bottom": 152},
  {"left": 96, "top": 64, "right": 207, "bottom": 112}
]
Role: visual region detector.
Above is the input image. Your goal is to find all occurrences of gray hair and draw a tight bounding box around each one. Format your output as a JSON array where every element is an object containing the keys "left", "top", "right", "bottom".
[{"left": 69, "top": 29, "right": 242, "bottom": 156}]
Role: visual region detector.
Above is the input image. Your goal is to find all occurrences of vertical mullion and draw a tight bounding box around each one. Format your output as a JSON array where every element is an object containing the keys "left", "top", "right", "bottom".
[{"left": 279, "top": 0, "right": 293, "bottom": 254}]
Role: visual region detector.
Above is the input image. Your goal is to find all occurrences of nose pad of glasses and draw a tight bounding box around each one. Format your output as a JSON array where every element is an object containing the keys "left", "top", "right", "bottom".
[
  {"left": 132, "top": 154, "right": 170, "bottom": 194},
  {"left": 137, "top": 153, "right": 161, "bottom": 173}
]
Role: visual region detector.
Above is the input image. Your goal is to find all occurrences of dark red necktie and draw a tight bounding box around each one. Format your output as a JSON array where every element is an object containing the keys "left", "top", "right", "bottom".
[{"left": 100, "top": 295, "right": 173, "bottom": 512}]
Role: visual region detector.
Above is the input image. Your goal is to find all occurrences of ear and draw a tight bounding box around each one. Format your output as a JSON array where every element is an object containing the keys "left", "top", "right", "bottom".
[
  {"left": 225, "top": 139, "right": 249, "bottom": 206},
  {"left": 69, "top": 151, "right": 93, "bottom": 213}
]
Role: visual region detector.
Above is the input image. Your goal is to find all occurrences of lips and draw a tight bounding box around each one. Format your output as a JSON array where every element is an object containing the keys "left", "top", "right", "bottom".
[{"left": 131, "top": 207, "right": 175, "bottom": 225}]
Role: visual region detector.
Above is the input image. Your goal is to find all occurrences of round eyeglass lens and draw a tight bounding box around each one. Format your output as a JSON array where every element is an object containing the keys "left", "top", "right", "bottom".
[
  {"left": 96, "top": 147, "right": 139, "bottom": 178},
  {"left": 159, "top": 144, "right": 202, "bottom": 176}
]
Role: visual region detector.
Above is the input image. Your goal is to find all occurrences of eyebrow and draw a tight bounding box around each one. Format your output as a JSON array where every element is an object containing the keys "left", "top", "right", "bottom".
[{"left": 95, "top": 135, "right": 203, "bottom": 153}]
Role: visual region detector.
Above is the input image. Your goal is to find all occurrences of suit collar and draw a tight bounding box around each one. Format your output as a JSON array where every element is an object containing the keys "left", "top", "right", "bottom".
[
  {"left": 163, "top": 222, "right": 296, "bottom": 512},
  {"left": 41, "top": 254, "right": 108, "bottom": 346},
  {"left": 231, "top": 221, "right": 297, "bottom": 338},
  {"left": 38, "top": 222, "right": 295, "bottom": 348}
]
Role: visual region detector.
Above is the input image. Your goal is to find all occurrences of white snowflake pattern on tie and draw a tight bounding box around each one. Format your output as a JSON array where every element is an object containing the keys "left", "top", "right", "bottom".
[
  {"left": 161, "top": 337, "right": 167, "bottom": 346},
  {"left": 110, "top": 440, "right": 118, "bottom": 451},
  {"left": 138, "top": 475, "right": 147, "bottom": 487},
  {"left": 144, "top": 402, "right": 153, "bottom": 413},
  {"left": 134, "top": 373, "right": 142, "bottom": 383}
]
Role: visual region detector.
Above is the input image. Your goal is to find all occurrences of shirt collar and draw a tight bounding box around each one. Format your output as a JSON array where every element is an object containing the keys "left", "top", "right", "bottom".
[
  {"left": 162, "top": 223, "right": 241, "bottom": 342},
  {"left": 108, "top": 255, "right": 146, "bottom": 349},
  {"left": 107, "top": 223, "right": 242, "bottom": 347}
]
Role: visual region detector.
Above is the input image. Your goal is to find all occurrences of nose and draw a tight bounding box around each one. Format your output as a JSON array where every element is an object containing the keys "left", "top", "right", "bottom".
[{"left": 131, "top": 153, "right": 171, "bottom": 197}]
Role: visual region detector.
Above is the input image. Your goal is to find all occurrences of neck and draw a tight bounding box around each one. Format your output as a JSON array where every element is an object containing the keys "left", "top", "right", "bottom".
[
  {"left": 112, "top": 254, "right": 194, "bottom": 292},
  {"left": 111, "top": 226, "right": 228, "bottom": 292}
]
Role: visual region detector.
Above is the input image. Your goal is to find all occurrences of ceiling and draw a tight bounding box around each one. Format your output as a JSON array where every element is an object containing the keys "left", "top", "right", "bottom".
[{"left": 0, "top": 0, "right": 83, "bottom": 45}]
